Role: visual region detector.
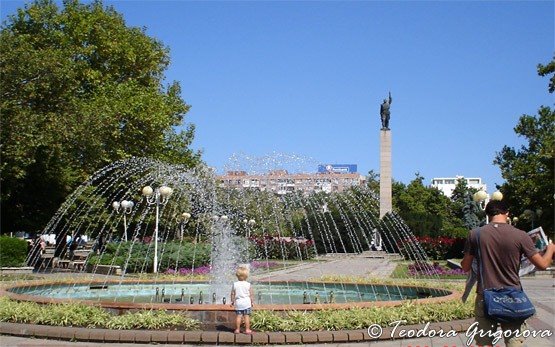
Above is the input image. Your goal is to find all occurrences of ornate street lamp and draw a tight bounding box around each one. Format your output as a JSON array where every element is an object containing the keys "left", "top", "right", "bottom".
[
  {"left": 178, "top": 212, "right": 191, "bottom": 241},
  {"left": 142, "top": 185, "right": 173, "bottom": 273},
  {"left": 522, "top": 208, "right": 542, "bottom": 229},
  {"left": 243, "top": 218, "right": 256, "bottom": 239},
  {"left": 112, "top": 200, "right": 134, "bottom": 242},
  {"left": 473, "top": 190, "right": 503, "bottom": 224}
]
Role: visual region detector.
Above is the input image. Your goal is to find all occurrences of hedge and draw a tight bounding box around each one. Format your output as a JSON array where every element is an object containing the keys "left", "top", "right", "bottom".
[{"left": 0, "top": 236, "right": 28, "bottom": 267}]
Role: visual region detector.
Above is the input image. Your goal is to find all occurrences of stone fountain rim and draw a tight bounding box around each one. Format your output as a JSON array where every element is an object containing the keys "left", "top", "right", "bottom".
[{"left": 1, "top": 279, "right": 460, "bottom": 312}]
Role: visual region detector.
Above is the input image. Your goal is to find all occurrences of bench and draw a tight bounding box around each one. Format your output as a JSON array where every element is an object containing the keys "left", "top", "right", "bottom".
[
  {"left": 71, "top": 261, "right": 85, "bottom": 271},
  {"left": 57, "top": 260, "right": 71, "bottom": 269},
  {"left": 38, "top": 254, "right": 55, "bottom": 270}
]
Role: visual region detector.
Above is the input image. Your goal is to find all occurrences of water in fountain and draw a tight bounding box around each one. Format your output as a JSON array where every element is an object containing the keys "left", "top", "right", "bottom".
[{"left": 20, "top": 155, "right": 446, "bottom": 305}]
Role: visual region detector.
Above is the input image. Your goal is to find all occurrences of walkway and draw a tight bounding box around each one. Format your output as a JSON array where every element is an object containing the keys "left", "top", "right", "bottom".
[{"left": 255, "top": 252, "right": 398, "bottom": 281}]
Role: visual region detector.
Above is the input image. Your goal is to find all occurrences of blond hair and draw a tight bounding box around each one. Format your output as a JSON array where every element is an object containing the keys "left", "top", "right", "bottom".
[{"left": 236, "top": 266, "right": 249, "bottom": 281}]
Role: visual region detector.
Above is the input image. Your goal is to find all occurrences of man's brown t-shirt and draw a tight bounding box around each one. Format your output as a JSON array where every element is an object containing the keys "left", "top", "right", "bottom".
[{"left": 464, "top": 223, "right": 537, "bottom": 293}]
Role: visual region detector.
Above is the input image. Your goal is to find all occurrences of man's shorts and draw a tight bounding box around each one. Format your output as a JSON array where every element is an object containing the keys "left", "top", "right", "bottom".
[{"left": 235, "top": 308, "right": 252, "bottom": 315}]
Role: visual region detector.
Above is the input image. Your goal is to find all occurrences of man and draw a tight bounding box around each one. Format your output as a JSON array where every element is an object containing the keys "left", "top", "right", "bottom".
[
  {"left": 461, "top": 200, "right": 555, "bottom": 347},
  {"left": 380, "top": 92, "right": 392, "bottom": 130}
]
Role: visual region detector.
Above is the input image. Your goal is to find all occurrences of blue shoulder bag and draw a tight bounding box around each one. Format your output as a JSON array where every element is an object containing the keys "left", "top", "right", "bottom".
[{"left": 476, "top": 227, "right": 535, "bottom": 323}]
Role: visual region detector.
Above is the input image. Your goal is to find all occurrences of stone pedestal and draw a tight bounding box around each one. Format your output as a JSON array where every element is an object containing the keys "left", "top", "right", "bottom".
[{"left": 379, "top": 130, "right": 392, "bottom": 219}]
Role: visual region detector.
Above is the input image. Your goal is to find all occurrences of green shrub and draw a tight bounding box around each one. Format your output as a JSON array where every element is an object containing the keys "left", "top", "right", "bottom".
[
  {"left": 0, "top": 297, "right": 200, "bottom": 330},
  {"left": 88, "top": 241, "right": 210, "bottom": 273},
  {"left": 106, "top": 310, "right": 199, "bottom": 330},
  {"left": 249, "top": 236, "right": 316, "bottom": 260},
  {"left": 0, "top": 236, "right": 28, "bottom": 267},
  {"left": 251, "top": 298, "right": 474, "bottom": 331}
]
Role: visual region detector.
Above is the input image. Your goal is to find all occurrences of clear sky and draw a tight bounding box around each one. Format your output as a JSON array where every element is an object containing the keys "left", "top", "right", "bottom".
[{"left": 1, "top": 1, "right": 553, "bottom": 192}]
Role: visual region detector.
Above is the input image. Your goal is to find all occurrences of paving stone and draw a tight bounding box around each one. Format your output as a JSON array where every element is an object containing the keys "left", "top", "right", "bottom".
[
  {"left": 346, "top": 330, "right": 364, "bottom": 341},
  {"left": 31, "top": 324, "right": 56, "bottom": 339},
  {"left": 103, "top": 329, "right": 119, "bottom": 343},
  {"left": 332, "top": 330, "right": 349, "bottom": 342},
  {"left": 150, "top": 330, "right": 168, "bottom": 343},
  {"left": 88, "top": 329, "right": 105, "bottom": 342},
  {"left": 301, "top": 331, "right": 319, "bottom": 343},
  {"left": 201, "top": 331, "right": 219, "bottom": 344},
  {"left": 234, "top": 332, "right": 253, "bottom": 344},
  {"left": 166, "top": 330, "right": 185, "bottom": 343},
  {"left": 361, "top": 328, "right": 377, "bottom": 341},
  {"left": 118, "top": 330, "right": 136, "bottom": 343},
  {"left": 183, "top": 331, "right": 202, "bottom": 343},
  {"left": 378, "top": 327, "right": 394, "bottom": 340},
  {"left": 451, "top": 321, "right": 465, "bottom": 333},
  {"left": 284, "top": 332, "right": 302, "bottom": 343},
  {"left": 134, "top": 330, "right": 151, "bottom": 343},
  {"left": 251, "top": 332, "right": 269, "bottom": 344},
  {"left": 58, "top": 327, "right": 76, "bottom": 341},
  {"left": 267, "top": 332, "right": 286, "bottom": 344},
  {"left": 0, "top": 323, "right": 17, "bottom": 335},
  {"left": 218, "top": 331, "right": 235, "bottom": 344},
  {"left": 316, "top": 331, "right": 334, "bottom": 343},
  {"left": 73, "top": 328, "right": 90, "bottom": 341}
]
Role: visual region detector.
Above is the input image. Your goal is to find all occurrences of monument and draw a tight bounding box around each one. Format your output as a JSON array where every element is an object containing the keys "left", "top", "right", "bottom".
[{"left": 379, "top": 92, "right": 392, "bottom": 220}]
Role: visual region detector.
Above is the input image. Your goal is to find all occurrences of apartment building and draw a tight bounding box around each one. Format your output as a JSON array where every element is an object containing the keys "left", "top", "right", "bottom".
[
  {"left": 431, "top": 176, "right": 487, "bottom": 198},
  {"left": 218, "top": 168, "right": 366, "bottom": 194}
]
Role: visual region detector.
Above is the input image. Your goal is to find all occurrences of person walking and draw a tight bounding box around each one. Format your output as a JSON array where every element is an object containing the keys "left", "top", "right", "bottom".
[{"left": 461, "top": 200, "right": 555, "bottom": 346}]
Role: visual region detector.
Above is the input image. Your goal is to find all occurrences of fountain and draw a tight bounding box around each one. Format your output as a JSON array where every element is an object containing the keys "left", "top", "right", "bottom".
[{"left": 2, "top": 156, "right": 456, "bottom": 330}]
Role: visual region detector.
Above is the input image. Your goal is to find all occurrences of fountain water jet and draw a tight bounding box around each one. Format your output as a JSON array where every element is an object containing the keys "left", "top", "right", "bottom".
[{"left": 4, "top": 155, "right": 456, "bottom": 329}]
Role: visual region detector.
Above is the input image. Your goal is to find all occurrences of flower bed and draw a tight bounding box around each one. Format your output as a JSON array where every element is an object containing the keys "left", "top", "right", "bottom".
[
  {"left": 164, "top": 261, "right": 280, "bottom": 276},
  {"left": 408, "top": 261, "right": 466, "bottom": 277}
]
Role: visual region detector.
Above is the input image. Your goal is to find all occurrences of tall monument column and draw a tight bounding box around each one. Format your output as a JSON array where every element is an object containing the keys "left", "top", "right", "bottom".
[
  {"left": 379, "top": 91, "right": 393, "bottom": 220},
  {"left": 379, "top": 130, "right": 392, "bottom": 218}
]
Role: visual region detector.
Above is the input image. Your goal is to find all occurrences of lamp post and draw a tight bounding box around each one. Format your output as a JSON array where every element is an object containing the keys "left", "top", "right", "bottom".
[
  {"left": 142, "top": 185, "right": 173, "bottom": 273},
  {"left": 243, "top": 218, "right": 256, "bottom": 239},
  {"left": 178, "top": 212, "right": 191, "bottom": 241},
  {"left": 112, "top": 200, "right": 134, "bottom": 242},
  {"left": 522, "top": 209, "right": 542, "bottom": 229},
  {"left": 473, "top": 190, "right": 503, "bottom": 224}
]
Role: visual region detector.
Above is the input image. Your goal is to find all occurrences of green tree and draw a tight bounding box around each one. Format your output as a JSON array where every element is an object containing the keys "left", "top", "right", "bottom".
[
  {"left": 494, "top": 106, "right": 554, "bottom": 235},
  {"left": 450, "top": 177, "right": 481, "bottom": 229},
  {"left": 366, "top": 170, "right": 380, "bottom": 195},
  {"left": 494, "top": 57, "right": 554, "bottom": 235},
  {"left": 537, "top": 54, "right": 555, "bottom": 93},
  {"left": 393, "top": 173, "right": 462, "bottom": 236},
  {"left": 0, "top": 0, "right": 201, "bottom": 233}
]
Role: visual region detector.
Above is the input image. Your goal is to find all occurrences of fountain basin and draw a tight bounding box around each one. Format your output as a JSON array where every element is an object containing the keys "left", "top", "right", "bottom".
[{"left": 2, "top": 280, "right": 458, "bottom": 330}]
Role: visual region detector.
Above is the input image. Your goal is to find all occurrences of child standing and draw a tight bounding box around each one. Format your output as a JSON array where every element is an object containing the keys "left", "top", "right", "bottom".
[{"left": 230, "top": 266, "right": 254, "bottom": 334}]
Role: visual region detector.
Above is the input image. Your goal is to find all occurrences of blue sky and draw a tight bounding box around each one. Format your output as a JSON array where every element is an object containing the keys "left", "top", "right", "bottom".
[{"left": 1, "top": 1, "right": 553, "bottom": 192}]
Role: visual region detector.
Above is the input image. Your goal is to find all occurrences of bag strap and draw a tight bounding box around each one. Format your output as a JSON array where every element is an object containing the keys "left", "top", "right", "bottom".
[{"left": 476, "top": 227, "right": 484, "bottom": 288}]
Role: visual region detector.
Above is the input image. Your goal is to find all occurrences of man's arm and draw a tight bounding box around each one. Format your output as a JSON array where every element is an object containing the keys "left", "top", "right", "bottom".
[
  {"left": 388, "top": 92, "right": 392, "bottom": 104},
  {"left": 461, "top": 253, "right": 474, "bottom": 273},
  {"left": 528, "top": 243, "right": 555, "bottom": 270}
]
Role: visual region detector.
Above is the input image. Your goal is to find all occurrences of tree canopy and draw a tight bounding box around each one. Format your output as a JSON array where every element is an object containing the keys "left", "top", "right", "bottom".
[
  {"left": 494, "top": 56, "right": 555, "bottom": 235},
  {"left": 0, "top": 0, "right": 201, "bottom": 233},
  {"left": 392, "top": 173, "right": 464, "bottom": 237},
  {"left": 494, "top": 106, "right": 554, "bottom": 234}
]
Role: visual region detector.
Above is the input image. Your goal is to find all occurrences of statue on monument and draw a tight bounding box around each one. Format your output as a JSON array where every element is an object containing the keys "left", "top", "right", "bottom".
[{"left": 380, "top": 92, "right": 392, "bottom": 130}]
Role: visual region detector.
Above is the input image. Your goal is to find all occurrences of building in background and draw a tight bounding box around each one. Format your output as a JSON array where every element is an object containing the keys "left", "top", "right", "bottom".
[
  {"left": 218, "top": 165, "right": 365, "bottom": 195},
  {"left": 431, "top": 176, "right": 487, "bottom": 198}
]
